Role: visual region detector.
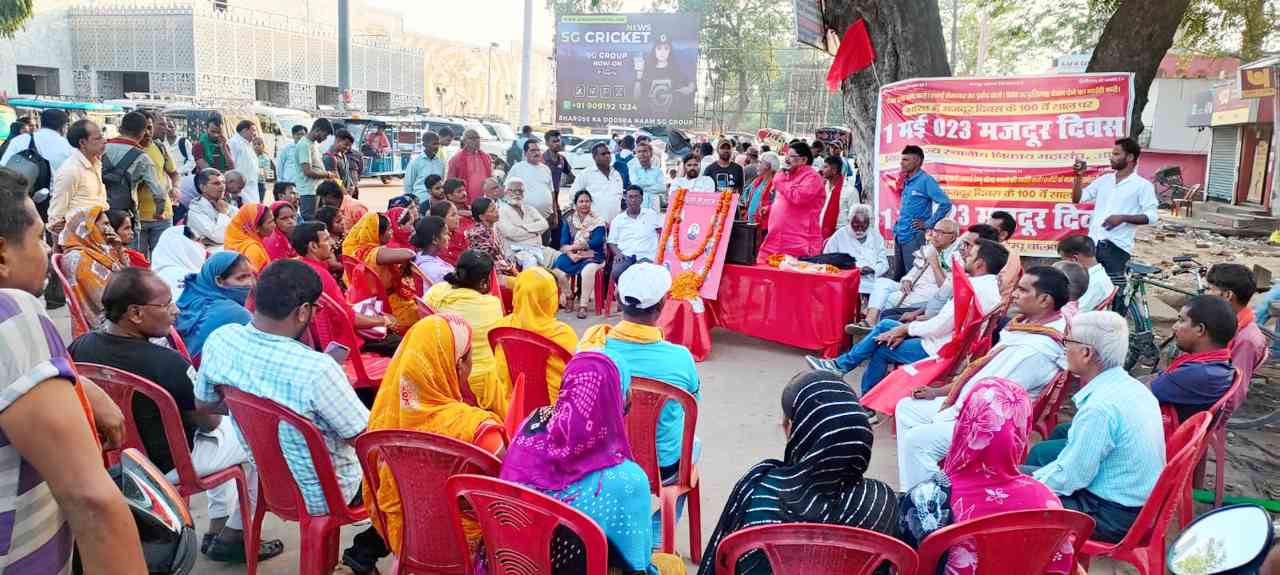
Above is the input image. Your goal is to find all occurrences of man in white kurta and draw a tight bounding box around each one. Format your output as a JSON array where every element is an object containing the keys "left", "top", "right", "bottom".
[
  {"left": 496, "top": 177, "right": 558, "bottom": 269},
  {"left": 823, "top": 205, "right": 887, "bottom": 295},
  {"left": 894, "top": 266, "right": 1071, "bottom": 490}
]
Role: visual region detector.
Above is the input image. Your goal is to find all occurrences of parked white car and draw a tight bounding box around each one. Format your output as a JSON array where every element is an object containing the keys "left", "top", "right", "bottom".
[{"left": 564, "top": 136, "right": 615, "bottom": 178}]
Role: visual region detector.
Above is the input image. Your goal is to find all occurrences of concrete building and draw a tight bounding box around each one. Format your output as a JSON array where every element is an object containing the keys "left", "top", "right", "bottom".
[{"left": 1, "top": 0, "right": 425, "bottom": 112}]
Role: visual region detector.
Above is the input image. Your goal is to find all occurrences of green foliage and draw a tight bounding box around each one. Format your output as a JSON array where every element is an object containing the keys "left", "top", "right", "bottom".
[
  {"left": 545, "top": 0, "right": 624, "bottom": 15},
  {"left": 1175, "top": 0, "right": 1279, "bottom": 60},
  {"left": 0, "top": 0, "right": 34, "bottom": 39}
]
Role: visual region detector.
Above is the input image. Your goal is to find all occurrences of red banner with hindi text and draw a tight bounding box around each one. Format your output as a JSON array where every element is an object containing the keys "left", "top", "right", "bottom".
[{"left": 874, "top": 73, "right": 1135, "bottom": 256}]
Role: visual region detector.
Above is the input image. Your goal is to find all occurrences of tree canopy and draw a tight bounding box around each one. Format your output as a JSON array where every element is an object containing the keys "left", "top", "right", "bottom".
[{"left": 0, "top": 0, "right": 34, "bottom": 39}]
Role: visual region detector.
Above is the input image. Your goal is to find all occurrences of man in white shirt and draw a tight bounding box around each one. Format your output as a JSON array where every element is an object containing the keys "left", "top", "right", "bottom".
[
  {"left": 822, "top": 204, "right": 887, "bottom": 295},
  {"left": 495, "top": 177, "right": 557, "bottom": 269},
  {"left": 506, "top": 139, "right": 556, "bottom": 219},
  {"left": 570, "top": 142, "right": 624, "bottom": 222},
  {"left": 856, "top": 218, "right": 961, "bottom": 326},
  {"left": 1071, "top": 137, "right": 1157, "bottom": 314},
  {"left": 275, "top": 125, "right": 307, "bottom": 185},
  {"left": 807, "top": 238, "right": 1008, "bottom": 394},
  {"left": 607, "top": 186, "right": 664, "bottom": 284},
  {"left": 187, "top": 169, "right": 237, "bottom": 248},
  {"left": 227, "top": 120, "right": 260, "bottom": 204},
  {"left": 1, "top": 108, "right": 73, "bottom": 207},
  {"left": 1057, "top": 235, "right": 1115, "bottom": 312},
  {"left": 626, "top": 141, "right": 667, "bottom": 211},
  {"left": 893, "top": 265, "right": 1071, "bottom": 489}
]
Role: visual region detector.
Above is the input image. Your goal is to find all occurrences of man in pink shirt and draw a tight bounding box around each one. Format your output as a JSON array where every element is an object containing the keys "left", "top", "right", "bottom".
[
  {"left": 446, "top": 128, "right": 493, "bottom": 203},
  {"left": 1205, "top": 263, "right": 1267, "bottom": 406},
  {"left": 755, "top": 141, "right": 825, "bottom": 263}
]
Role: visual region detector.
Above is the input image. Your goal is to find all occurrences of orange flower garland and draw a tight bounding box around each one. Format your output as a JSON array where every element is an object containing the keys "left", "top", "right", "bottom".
[{"left": 656, "top": 188, "right": 735, "bottom": 300}]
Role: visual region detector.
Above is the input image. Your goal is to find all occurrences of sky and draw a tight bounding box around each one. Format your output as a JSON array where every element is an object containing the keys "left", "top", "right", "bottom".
[{"left": 365, "top": 0, "right": 655, "bottom": 50}]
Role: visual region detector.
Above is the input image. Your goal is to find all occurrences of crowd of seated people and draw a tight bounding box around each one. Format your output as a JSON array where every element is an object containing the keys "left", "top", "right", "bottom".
[{"left": 2, "top": 116, "right": 1270, "bottom": 575}]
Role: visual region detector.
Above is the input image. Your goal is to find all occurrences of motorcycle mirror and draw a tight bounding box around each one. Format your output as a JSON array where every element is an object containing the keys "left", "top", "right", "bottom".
[{"left": 1168, "top": 504, "right": 1273, "bottom": 574}]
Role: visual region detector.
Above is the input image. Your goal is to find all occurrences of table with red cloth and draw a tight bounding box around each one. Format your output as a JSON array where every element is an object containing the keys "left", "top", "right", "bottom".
[{"left": 657, "top": 263, "right": 861, "bottom": 361}]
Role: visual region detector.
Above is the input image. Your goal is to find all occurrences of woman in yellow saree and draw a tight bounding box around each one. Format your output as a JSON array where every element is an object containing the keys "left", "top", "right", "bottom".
[
  {"left": 424, "top": 249, "right": 509, "bottom": 420},
  {"left": 365, "top": 313, "right": 506, "bottom": 556},
  {"left": 58, "top": 207, "right": 126, "bottom": 327},
  {"left": 223, "top": 203, "right": 275, "bottom": 272},
  {"left": 492, "top": 267, "right": 577, "bottom": 402},
  {"left": 341, "top": 211, "right": 420, "bottom": 334}
]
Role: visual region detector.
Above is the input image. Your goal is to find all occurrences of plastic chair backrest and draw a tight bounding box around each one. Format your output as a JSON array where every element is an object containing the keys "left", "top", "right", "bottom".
[
  {"left": 310, "top": 292, "right": 376, "bottom": 387},
  {"left": 917, "top": 509, "right": 1096, "bottom": 574},
  {"left": 353, "top": 430, "right": 501, "bottom": 574},
  {"left": 76, "top": 363, "right": 203, "bottom": 486},
  {"left": 1095, "top": 287, "right": 1120, "bottom": 311},
  {"left": 488, "top": 326, "right": 573, "bottom": 418},
  {"left": 446, "top": 474, "right": 609, "bottom": 575},
  {"left": 217, "top": 385, "right": 358, "bottom": 522},
  {"left": 409, "top": 264, "right": 431, "bottom": 296},
  {"left": 342, "top": 254, "right": 388, "bottom": 306},
  {"left": 624, "top": 377, "right": 698, "bottom": 494},
  {"left": 1207, "top": 368, "right": 1246, "bottom": 430},
  {"left": 716, "top": 523, "right": 919, "bottom": 575},
  {"left": 1107, "top": 411, "right": 1211, "bottom": 551},
  {"left": 51, "top": 253, "right": 92, "bottom": 338},
  {"left": 971, "top": 303, "right": 1008, "bottom": 359},
  {"left": 1030, "top": 370, "right": 1070, "bottom": 438},
  {"left": 167, "top": 326, "right": 192, "bottom": 362}
]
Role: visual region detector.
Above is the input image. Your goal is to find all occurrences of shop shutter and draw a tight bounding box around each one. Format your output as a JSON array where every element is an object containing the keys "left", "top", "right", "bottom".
[{"left": 1205, "top": 126, "right": 1239, "bottom": 202}]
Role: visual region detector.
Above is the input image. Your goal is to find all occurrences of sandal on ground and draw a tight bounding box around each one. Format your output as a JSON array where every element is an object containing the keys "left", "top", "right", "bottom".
[
  {"left": 576, "top": 306, "right": 588, "bottom": 319},
  {"left": 205, "top": 536, "right": 286, "bottom": 563},
  {"left": 201, "top": 532, "right": 216, "bottom": 555}
]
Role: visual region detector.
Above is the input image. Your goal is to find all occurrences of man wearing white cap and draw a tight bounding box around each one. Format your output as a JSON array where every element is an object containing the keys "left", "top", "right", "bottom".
[{"left": 579, "top": 262, "right": 701, "bottom": 538}]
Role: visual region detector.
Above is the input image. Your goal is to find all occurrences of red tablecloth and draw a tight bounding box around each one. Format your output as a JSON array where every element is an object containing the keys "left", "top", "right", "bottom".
[{"left": 659, "top": 264, "right": 861, "bottom": 361}]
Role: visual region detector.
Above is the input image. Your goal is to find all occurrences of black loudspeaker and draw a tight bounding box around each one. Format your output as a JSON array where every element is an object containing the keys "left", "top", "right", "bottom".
[{"left": 725, "top": 220, "right": 758, "bottom": 265}]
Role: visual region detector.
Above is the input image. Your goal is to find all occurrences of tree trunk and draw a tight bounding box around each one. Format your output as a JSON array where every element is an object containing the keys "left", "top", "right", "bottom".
[
  {"left": 1086, "top": 0, "right": 1193, "bottom": 138},
  {"left": 824, "top": 0, "right": 952, "bottom": 180}
]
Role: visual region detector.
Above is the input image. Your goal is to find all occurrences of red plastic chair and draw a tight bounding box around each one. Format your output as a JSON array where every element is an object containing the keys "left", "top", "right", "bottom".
[
  {"left": 716, "top": 523, "right": 918, "bottom": 575},
  {"left": 412, "top": 295, "right": 436, "bottom": 317},
  {"left": 918, "top": 509, "right": 1095, "bottom": 574},
  {"left": 1094, "top": 286, "right": 1120, "bottom": 311},
  {"left": 1030, "top": 370, "right": 1071, "bottom": 440},
  {"left": 342, "top": 255, "right": 390, "bottom": 308},
  {"left": 446, "top": 474, "right": 609, "bottom": 575},
  {"left": 353, "top": 430, "right": 502, "bottom": 575},
  {"left": 167, "top": 326, "right": 192, "bottom": 362},
  {"left": 408, "top": 264, "right": 431, "bottom": 296},
  {"left": 310, "top": 292, "right": 389, "bottom": 389},
  {"left": 1077, "top": 411, "right": 1212, "bottom": 575},
  {"left": 76, "top": 363, "right": 255, "bottom": 568},
  {"left": 51, "top": 253, "right": 93, "bottom": 338},
  {"left": 623, "top": 376, "right": 703, "bottom": 562},
  {"left": 488, "top": 326, "right": 573, "bottom": 427},
  {"left": 217, "top": 385, "right": 370, "bottom": 575}
]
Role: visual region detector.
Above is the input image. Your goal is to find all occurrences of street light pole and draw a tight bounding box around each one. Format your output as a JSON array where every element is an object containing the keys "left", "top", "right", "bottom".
[
  {"left": 519, "top": 0, "right": 533, "bottom": 127},
  {"left": 487, "top": 42, "right": 499, "bottom": 118}
]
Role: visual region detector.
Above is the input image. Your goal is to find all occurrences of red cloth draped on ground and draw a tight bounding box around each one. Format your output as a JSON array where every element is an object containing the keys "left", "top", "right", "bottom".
[
  {"left": 826, "top": 19, "right": 875, "bottom": 91},
  {"left": 656, "top": 264, "right": 861, "bottom": 362},
  {"left": 820, "top": 177, "right": 843, "bottom": 240},
  {"left": 861, "top": 261, "right": 978, "bottom": 415}
]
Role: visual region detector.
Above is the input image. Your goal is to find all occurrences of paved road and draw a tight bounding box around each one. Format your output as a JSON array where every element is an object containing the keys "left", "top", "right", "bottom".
[{"left": 50, "top": 180, "right": 1132, "bottom": 574}]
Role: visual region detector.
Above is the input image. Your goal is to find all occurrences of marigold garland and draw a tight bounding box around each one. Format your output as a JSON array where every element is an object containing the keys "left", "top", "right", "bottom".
[{"left": 656, "top": 188, "right": 735, "bottom": 300}]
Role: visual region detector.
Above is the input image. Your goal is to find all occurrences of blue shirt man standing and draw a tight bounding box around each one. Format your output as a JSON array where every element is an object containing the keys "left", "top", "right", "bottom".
[{"left": 891, "top": 145, "right": 951, "bottom": 280}]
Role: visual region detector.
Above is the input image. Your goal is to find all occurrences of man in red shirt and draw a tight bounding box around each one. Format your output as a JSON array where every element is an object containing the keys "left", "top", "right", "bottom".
[
  {"left": 290, "top": 222, "right": 396, "bottom": 352},
  {"left": 446, "top": 128, "right": 492, "bottom": 202},
  {"left": 1205, "top": 263, "right": 1267, "bottom": 406}
]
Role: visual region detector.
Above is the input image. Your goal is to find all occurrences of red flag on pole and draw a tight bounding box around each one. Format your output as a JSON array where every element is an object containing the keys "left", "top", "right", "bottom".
[{"left": 826, "top": 19, "right": 875, "bottom": 91}]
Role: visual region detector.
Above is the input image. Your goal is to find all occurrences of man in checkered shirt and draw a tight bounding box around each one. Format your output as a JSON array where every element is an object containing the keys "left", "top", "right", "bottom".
[{"left": 195, "top": 259, "right": 388, "bottom": 574}]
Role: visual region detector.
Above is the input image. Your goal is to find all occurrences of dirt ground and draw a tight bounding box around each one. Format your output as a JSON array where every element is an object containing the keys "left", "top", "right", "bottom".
[{"left": 1128, "top": 221, "right": 1280, "bottom": 506}]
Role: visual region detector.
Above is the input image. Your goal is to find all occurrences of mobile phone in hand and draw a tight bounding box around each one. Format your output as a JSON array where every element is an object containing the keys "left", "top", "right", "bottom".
[{"left": 323, "top": 342, "right": 350, "bottom": 364}]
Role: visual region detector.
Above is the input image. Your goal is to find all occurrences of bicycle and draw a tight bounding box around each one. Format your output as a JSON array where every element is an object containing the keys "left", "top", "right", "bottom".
[{"left": 1123, "top": 255, "right": 1206, "bottom": 375}]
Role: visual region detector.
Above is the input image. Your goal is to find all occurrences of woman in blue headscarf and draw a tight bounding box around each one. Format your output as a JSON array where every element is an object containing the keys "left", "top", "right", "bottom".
[{"left": 176, "top": 252, "right": 257, "bottom": 357}]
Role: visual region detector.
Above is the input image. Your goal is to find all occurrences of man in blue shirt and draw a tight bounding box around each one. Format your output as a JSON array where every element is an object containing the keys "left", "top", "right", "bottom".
[
  {"left": 1027, "top": 310, "right": 1165, "bottom": 543},
  {"left": 891, "top": 145, "right": 952, "bottom": 279},
  {"left": 1150, "top": 295, "right": 1236, "bottom": 423},
  {"left": 402, "top": 131, "right": 445, "bottom": 206}
]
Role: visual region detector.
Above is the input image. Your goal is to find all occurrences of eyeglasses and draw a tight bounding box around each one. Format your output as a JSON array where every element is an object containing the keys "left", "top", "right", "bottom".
[{"left": 931, "top": 228, "right": 957, "bottom": 236}]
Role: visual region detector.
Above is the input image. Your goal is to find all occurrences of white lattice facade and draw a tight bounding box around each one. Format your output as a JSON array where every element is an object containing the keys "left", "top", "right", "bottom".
[{"left": 2, "top": 1, "right": 423, "bottom": 111}]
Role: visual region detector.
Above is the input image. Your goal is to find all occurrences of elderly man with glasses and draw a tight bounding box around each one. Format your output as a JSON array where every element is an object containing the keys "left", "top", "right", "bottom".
[
  {"left": 850, "top": 218, "right": 961, "bottom": 329},
  {"left": 1024, "top": 310, "right": 1165, "bottom": 544}
]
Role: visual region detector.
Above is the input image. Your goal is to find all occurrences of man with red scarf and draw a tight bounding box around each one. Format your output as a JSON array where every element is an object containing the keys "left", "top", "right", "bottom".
[
  {"left": 1151, "top": 295, "right": 1236, "bottom": 424},
  {"left": 1205, "top": 264, "right": 1266, "bottom": 406},
  {"left": 818, "top": 154, "right": 846, "bottom": 239}
]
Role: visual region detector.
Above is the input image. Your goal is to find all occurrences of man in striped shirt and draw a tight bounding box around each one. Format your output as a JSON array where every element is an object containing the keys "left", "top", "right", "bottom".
[
  {"left": 1027, "top": 310, "right": 1165, "bottom": 543},
  {"left": 0, "top": 168, "right": 145, "bottom": 573}
]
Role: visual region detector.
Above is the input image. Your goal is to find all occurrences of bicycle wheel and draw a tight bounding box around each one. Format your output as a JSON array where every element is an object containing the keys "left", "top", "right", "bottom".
[{"left": 1125, "top": 297, "right": 1160, "bottom": 375}]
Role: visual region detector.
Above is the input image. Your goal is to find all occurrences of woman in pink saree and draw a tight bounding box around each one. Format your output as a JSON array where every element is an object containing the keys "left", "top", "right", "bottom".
[
  {"left": 755, "top": 141, "right": 826, "bottom": 264},
  {"left": 898, "top": 377, "right": 1075, "bottom": 574}
]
